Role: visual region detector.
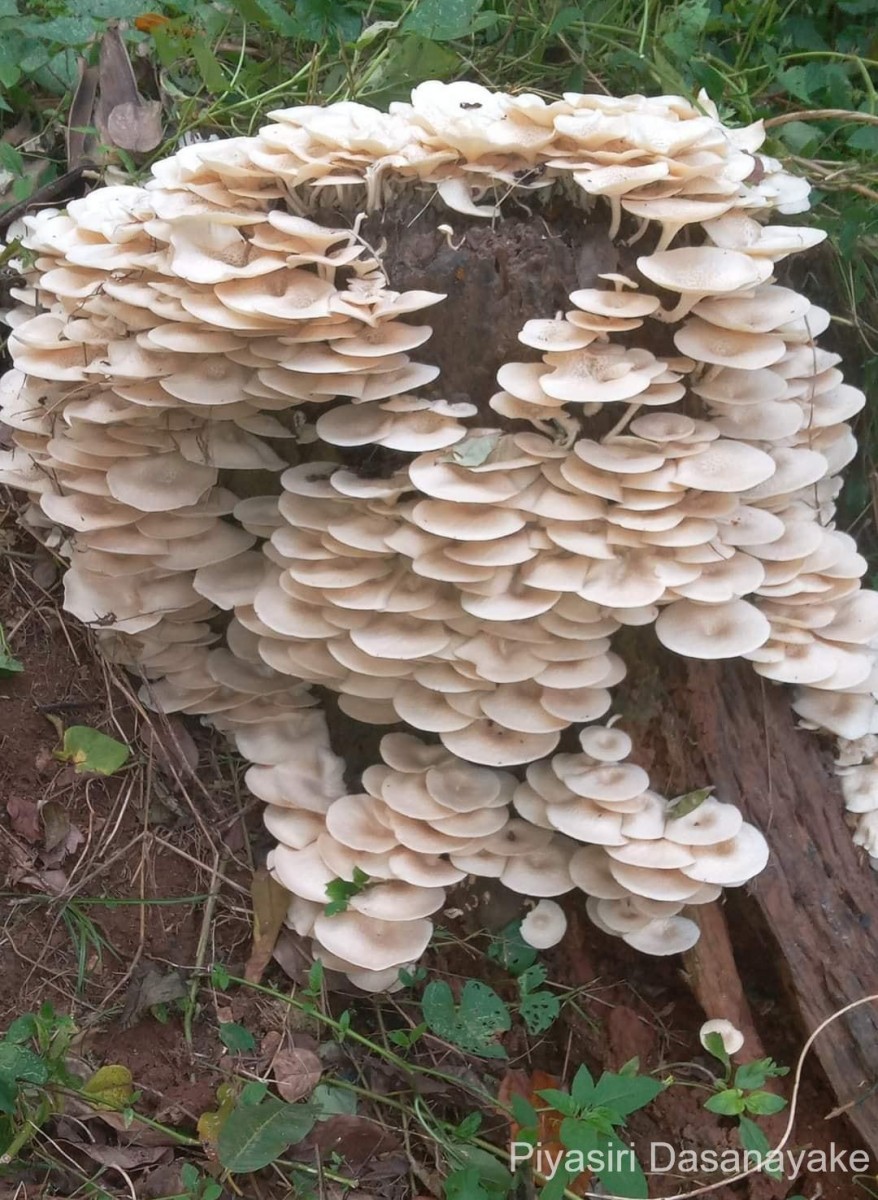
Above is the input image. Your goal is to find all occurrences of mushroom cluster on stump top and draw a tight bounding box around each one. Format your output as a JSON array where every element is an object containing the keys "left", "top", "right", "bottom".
[{"left": 1, "top": 81, "right": 874, "bottom": 989}]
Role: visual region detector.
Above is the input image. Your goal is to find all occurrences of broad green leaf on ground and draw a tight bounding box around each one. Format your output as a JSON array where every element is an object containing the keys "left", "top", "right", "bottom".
[
  {"left": 421, "top": 980, "right": 510, "bottom": 1058},
  {"left": 519, "top": 990, "right": 560, "bottom": 1035},
  {"left": 57, "top": 726, "right": 129, "bottom": 775},
  {"left": 82, "top": 1064, "right": 134, "bottom": 1109},
  {"left": 0, "top": 1042, "right": 49, "bottom": 1088},
  {"left": 219, "top": 1023, "right": 256, "bottom": 1054},
  {"left": 217, "top": 1095, "right": 314, "bottom": 1172},
  {"left": 590, "top": 1071, "right": 665, "bottom": 1116},
  {"left": 402, "top": 0, "right": 483, "bottom": 40}
]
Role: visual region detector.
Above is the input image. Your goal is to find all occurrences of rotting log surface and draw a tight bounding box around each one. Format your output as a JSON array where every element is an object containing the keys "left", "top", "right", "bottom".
[{"left": 349, "top": 197, "right": 878, "bottom": 1154}]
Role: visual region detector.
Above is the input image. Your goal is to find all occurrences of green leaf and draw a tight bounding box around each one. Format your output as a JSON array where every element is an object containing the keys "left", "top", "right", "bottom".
[
  {"left": 536, "top": 1087, "right": 579, "bottom": 1117},
  {"left": 559, "top": 1116, "right": 599, "bottom": 1155},
  {"left": 487, "top": 921, "right": 538, "bottom": 977},
  {"left": 421, "top": 980, "right": 510, "bottom": 1058},
  {"left": 738, "top": 1114, "right": 782, "bottom": 1177},
  {"left": 734, "top": 1060, "right": 768, "bottom": 1090},
  {"left": 667, "top": 786, "right": 712, "bottom": 818},
  {"left": 217, "top": 1096, "right": 314, "bottom": 1172},
  {"left": 0, "top": 1075, "right": 17, "bottom": 1113},
  {"left": 744, "top": 1090, "right": 787, "bottom": 1116},
  {"left": 323, "top": 867, "right": 370, "bottom": 915},
  {"left": 455, "top": 1112, "right": 482, "bottom": 1139},
  {"left": 239, "top": 1080, "right": 268, "bottom": 1106},
  {"left": 519, "top": 990, "right": 560, "bottom": 1035},
  {"left": 701, "top": 1030, "right": 730, "bottom": 1070},
  {"left": 362, "top": 34, "right": 458, "bottom": 101},
  {"left": 445, "top": 1166, "right": 490, "bottom": 1200},
  {"left": 510, "top": 1092, "right": 538, "bottom": 1128},
  {"left": 618, "top": 1057, "right": 640, "bottom": 1077},
  {"left": 704, "top": 1087, "right": 746, "bottom": 1116},
  {"left": 597, "top": 1131, "right": 649, "bottom": 1199},
  {"left": 847, "top": 125, "right": 878, "bottom": 153},
  {"left": 0, "top": 1043, "right": 48, "bottom": 1087},
  {"left": 191, "top": 39, "right": 226, "bottom": 93},
  {"left": 445, "top": 1144, "right": 512, "bottom": 1196},
  {"left": 210, "top": 962, "right": 230, "bottom": 991},
  {"left": 446, "top": 433, "right": 501, "bottom": 467},
  {"left": 5, "top": 1015, "right": 37, "bottom": 1044},
  {"left": 591, "top": 1071, "right": 665, "bottom": 1116},
  {"left": 219, "top": 1023, "right": 256, "bottom": 1054},
  {"left": 311, "top": 1082, "right": 357, "bottom": 1118},
  {"left": 58, "top": 726, "right": 130, "bottom": 775},
  {"left": 402, "top": 0, "right": 484, "bottom": 41},
  {"left": 570, "top": 1063, "right": 596, "bottom": 1106}
]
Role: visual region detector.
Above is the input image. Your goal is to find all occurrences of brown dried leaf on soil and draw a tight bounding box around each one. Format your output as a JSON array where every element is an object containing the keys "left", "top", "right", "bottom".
[
  {"left": 141, "top": 717, "right": 199, "bottom": 782},
  {"left": 78, "top": 1143, "right": 173, "bottom": 1172},
  {"left": 245, "top": 867, "right": 290, "bottom": 983},
  {"left": 272, "top": 1046, "right": 322, "bottom": 1103},
  {"left": 41, "top": 800, "right": 85, "bottom": 863},
  {"left": 305, "top": 1115, "right": 401, "bottom": 1166},
  {"left": 6, "top": 795, "right": 40, "bottom": 842},
  {"left": 120, "top": 964, "right": 189, "bottom": 1028}
]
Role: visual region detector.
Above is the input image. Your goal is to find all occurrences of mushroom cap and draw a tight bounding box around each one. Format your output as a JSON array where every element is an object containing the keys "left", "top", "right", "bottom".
[
  {"left": 520, "top": 899, "right": 568, "bottom": 949},
  {"left": 268, "top": 842, "right": 337, "bottom": 902},
  {"left": 681, "top": 824, "right": 769, "bottom": 883},
  {"left": 637, "top": 247, "right": 771, "bottom": 296},
  {"left": 441, "top": 720, "right": 560, "bottom": 767},
  {"left": 663, "top": 797, "right": 744, "bottom": 845},
  {"left": 349, "top": 881, "right": 446, "bottom": 920},
  {"left": 655, "top": 599, "right": 770, "bottom": 659},
  {"left": 325, "top": 794, "right": 398, "bottom": 852},
  {"left": 700, "top": 1018, "right": 745, "bottom": 1055},
  {"left": 500, "top": 841, "right": 574, "bottom": 896},
  {"left": 312, "top": 910, "right": 433, "bottom": 971},
  {"left": 569, "top": 845, "right": 629, "bottom": 899},
  {"left": 263, "top": 805, "right": 324, "bottom": 849},
  {"left": 622, "top": 915, "right": 700, "bottom": 955}
]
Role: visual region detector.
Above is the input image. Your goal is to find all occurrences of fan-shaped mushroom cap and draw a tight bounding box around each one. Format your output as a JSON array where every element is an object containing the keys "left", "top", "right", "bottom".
[
  {"left": 441, "top": 720, "right": 560, "bottom": 767},
  {"left": 681, "top": 824, "right": 769, "bottom": 883},
  {"left": 608, "top": 861, "right": 707, "bottom": 901},
  {"left": 637, "top": 247, "right": 772, "bottom": 320},
  {"left": 500, "top": 841, "right": 574, "bottom": 896},
  {"left": 263, "top": 805, "right": 324, "bottom": 848},
  {"left": 388, "top": 849, "right": 466, "bottom": 886},
  {"left": 655, "top": 599, "right": 770, "bottom": 659},
  {"left": 622, "top": 915, "right": 700, "bottom": 955},
  {"left": 268, "top": 842, "right": 337, "bottom": 902},
  {"left": 349, "top": 881, "right": 446, "bottom": 920},
  {"left": 663, "top": 798, "right": 744, "bottom": 845},
  {"left": 312, "top": 910, "right": 433, "bottom": 971},
  {"left": 325, "top": 793, "right": 397, "bottom": 852},
  {"left": 568, "top": 845, "right": 628, "bottom": 898},
  {"left": 520, "top": 899, "right": 568, "bottom": 948}
]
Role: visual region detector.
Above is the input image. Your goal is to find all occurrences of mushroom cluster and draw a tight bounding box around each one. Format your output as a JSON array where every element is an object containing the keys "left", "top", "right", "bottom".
[{"left": 2, "top": 81, "right": 876, "bottom": 987}]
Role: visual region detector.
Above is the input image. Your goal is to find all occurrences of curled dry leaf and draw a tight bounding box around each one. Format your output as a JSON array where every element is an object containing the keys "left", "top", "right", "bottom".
[
  {"left": 107, "top": 101, "right": 164, "bottom": 153},
  {"left": 141, "top": 717, "right": 199, "bottom": 782},
  {"left": 78, "top": 1144, "right": 172, "bottom": 1172},
  {"left": 273, "top": 1046, "right": 322, "bottom": 1103},
  {"left": 245, "top": 867, "right": 290, "bottom": 983},
  {"left": 6, "top": 795, "right": 40, "bottom": 843}
]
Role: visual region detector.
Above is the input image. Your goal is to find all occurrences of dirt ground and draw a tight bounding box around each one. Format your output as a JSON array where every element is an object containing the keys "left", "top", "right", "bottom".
[{"left": 0, "top": 499, "right": 869, "bottom": 1200}]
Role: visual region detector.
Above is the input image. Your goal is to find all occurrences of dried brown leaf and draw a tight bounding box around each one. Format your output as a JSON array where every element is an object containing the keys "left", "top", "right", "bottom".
[
  {"left": 142, "top": 717, "right": 198, "bottom": 782},
  {"left": 245, "top": 867, "right": 289, "bottom": 983},
  {"left": 272, "top": 1047, "right": 322, "bottom": 1103},
  {"left": 79, "top": 1144, "right": 172, "bottom": 1171},
  {"left": 7, "top": 795, "right": 40, "bottom": 843},
  {"left": 106, "top": 100, "right": 163, "bottom": 153},
  {"left": 307, "top": 1115, "right": 399, "bottom": 1166},
  {"left": 67, "top": 59, "right": 99, "bottom": 169}
]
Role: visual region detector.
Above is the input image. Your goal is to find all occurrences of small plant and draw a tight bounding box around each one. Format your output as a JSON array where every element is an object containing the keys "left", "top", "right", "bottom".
[
  {"left": 700, "top": 1023, "right": 789, "bottom": 1176},
  {"left": 0, "top": 622, "right": 23, "bottom": 678},
  {"left": 0, "top": 1003, "right": 79, "bottom": 1160}
]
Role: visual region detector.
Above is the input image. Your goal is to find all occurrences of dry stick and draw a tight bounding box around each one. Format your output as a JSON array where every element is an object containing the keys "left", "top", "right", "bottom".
[
  {"left": 764, "top": 108, "right": 878, "bottom": 128},
  {"left": 579, "top": 992, "right": 878, "bottom": 1200},
  {"left": 183, "top": 848, "right": 228, "bottom": 1045},
  {"left": 151, "top": 834, "right": 249, "bottom": 897}
]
